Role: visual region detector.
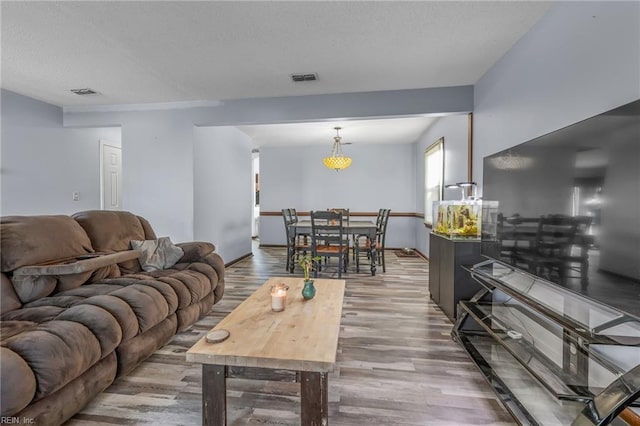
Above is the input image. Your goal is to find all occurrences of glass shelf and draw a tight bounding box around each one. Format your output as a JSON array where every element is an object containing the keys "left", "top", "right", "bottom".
[
  {"left": 459, "top": 333, "right": 586, "bottom": 425},
  {"left": 454, "top": 259, "right": 640, "bottom": 425},
  {"left": 469, "top": 261, "right": 640, "bottom": 345},
  {"left": 460, "top": 333, "right": 635, "bottom": 426},
  {"left": 461, "top": 301, "right": 619, "bottom": 399}
]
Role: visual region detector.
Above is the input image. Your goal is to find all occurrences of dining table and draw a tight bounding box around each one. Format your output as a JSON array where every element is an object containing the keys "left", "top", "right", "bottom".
[{"left": 290, "top": 219, "right": 378, "bottom": 276}]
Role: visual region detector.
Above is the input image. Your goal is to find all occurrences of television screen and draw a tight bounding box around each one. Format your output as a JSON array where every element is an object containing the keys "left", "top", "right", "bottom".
[{"left": 481, "top": 99, "right": 640, "bottom": 318}]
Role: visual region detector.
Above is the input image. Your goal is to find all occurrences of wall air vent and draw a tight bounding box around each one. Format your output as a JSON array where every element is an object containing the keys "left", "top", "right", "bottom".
[
  {"left": 70, "top": 88, "right": 100, "bottom": 96},
  {"left": 291, "top": 73, "right": 318, "bottom": 82}
]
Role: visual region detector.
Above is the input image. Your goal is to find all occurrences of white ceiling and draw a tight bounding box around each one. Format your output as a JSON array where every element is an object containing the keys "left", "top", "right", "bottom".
[{"left": 1, "top": 1, "right": 553, "bottom": 147}]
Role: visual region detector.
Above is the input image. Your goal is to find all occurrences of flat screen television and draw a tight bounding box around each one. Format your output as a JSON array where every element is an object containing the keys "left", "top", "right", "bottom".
[{"left": 481, "top": 99, "right": 640, "bottom": 318}]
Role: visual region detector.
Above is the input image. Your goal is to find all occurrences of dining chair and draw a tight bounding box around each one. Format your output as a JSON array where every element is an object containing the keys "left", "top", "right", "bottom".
[
  {"left": 282, "top": 208, "right": 310, "bottom": 273},
  {"left": 352, "top": 208, "right": 383, "bottom": 261},
  {"left": 329, "top": 208, "right": 351, "bottom": 252},
  {"left": 282, "top": 208, "right": 295, "bottom": 272},
  {"left": 310, "top": 210, "right": 349, "bottom": 278},
  {"left": 562, "top": 215, "right": 593, "bottom": 285},
  {"left": 511, "top": 214, "right": 579, "bottom": 284},
  {"left": 355, "top": 208, "right": 391, "bottom": 273},
  {"left": 328, "top": 208, "right": 350, "bottom": 223},
  {"left": 532, "top": 214, "right": 580, "bottom": 283},
  {"left": 291, "top": 208, "right": 311, "bottom": 247}
]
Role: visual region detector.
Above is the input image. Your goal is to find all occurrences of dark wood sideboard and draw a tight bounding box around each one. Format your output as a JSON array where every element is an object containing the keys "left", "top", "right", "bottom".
[{"left": 428, "top": 232, "right": 484, "bottom": 322}]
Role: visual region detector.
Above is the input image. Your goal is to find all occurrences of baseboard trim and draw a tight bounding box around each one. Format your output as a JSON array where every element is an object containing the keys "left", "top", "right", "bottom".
[
  {"left": 414, "top": 249, "right": 429, "bottom": 262},
  {"left": 224, "top": 252, "right": 253, "bottom": 267}
]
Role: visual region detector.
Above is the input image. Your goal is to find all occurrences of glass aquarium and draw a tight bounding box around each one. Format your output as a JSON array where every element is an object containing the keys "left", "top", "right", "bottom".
[{"left": 432, "top": 200, "right": 483, "bottom": 239}]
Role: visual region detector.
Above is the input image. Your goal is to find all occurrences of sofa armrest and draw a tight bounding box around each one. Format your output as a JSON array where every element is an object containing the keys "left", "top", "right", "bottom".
[
  {"left": 175, "top": 242, "right": 225, "bottom": 303},
  {"left": 175, "top": 242, "right": 215, "bottom": 263},
  {"left": 204, "top": 251, "right": 225, "bottom": 303}
]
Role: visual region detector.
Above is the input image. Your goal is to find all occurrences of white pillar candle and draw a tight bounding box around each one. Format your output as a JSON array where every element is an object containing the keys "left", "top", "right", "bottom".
[{"left": 271, "top": 285, "right": 288, "bottom": 312}]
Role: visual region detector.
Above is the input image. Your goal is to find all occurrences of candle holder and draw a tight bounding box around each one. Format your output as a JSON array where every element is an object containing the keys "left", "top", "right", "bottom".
[{"left": 271, "top": 283, "right": 289, "bottom": 312}]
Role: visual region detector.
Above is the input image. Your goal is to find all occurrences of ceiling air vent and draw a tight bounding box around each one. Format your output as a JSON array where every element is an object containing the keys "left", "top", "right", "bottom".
[
  {"left": 291, "top": 73, "right": 318, "bottom": 82},
  {"left": 70, "top": 88, "right": 100, "bottom": 96}
]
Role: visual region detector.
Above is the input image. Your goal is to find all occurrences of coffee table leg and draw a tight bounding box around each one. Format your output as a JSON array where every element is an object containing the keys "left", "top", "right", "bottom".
[
  {"left": 203, "top": 364, "right": 227, "bottom": 426},
  {"left": 301, "top": 371, "right": 328, "bottom": 426}
]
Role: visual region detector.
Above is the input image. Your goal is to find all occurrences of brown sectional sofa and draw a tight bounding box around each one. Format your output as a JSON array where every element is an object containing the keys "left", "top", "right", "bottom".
[{"left": 0, "top": 210, "right": 225, "bottom": 425}]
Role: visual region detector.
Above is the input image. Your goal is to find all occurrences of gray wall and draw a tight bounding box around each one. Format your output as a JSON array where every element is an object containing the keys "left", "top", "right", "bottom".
[
  {"left": 1, "top": 90, "right": 121, "bottom": 216},
  {"left": 473, "top": 1, "right": 640, "bottom": 192},
  {"left": 414, "top": 114, "right": 471, "bottom": 257},
  {"left": 194, "top": 126, "right": 253, "bottom": 263},
  {"left": 114, "top": 110, "right": 195, "bottom": 242},
  {"left": 1, "top": 90, "right": 253, "bottom": 256},
  {"left": 63, "top": 85, "right": 473, "bottom": 250},
  {"left": 259, "top": 142, "right": 416, "bottom": 249}
]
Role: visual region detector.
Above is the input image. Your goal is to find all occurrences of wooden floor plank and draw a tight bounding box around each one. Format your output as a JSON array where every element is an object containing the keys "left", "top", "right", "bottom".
[{"left": 69, "top": 245, "right": 514, "bottom": 425}]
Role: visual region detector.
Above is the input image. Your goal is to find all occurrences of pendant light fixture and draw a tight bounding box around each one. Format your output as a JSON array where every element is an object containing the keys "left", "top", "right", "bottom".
[{"left": 323, "top": 127, "right": 352, "bottom": 171}]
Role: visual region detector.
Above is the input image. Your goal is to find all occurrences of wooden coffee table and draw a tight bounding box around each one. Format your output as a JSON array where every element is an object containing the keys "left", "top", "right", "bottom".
[{"left": 186, "top": 277, "right": 345, "bottom": 426}]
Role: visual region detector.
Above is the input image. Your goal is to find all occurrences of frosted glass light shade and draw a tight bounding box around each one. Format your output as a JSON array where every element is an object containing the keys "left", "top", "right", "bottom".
[
  {"left": 323, "top": 127, "right": 352, "bottom": 171},
  {"left": 323, "top": 156, "right": 352, "bottom": 171}
]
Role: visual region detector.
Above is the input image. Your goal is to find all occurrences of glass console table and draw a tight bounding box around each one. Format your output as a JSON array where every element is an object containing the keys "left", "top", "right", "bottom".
[{"left": 452, "top": 259, "right": 640, "bottom": 426}]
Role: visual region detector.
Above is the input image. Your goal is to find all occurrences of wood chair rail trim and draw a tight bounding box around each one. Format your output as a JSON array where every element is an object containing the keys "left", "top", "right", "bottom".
[{"left": 261, "top": 211, "right": 419, "bottom": 218}]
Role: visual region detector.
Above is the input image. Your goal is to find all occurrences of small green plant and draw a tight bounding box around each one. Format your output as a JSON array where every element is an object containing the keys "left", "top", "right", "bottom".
[{"left": 298, "top": 254, "right": 321, "bottom": 281}]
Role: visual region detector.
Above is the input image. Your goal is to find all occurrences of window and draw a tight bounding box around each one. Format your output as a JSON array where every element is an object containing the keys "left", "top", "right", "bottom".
[{"left": 424, "top": 138, "right": 444, "bottom": 226}]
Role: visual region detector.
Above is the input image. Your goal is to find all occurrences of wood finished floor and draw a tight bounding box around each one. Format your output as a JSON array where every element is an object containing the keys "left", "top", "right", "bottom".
[{"left": 67, "top": 246, "right": 515, "bottom": 426}]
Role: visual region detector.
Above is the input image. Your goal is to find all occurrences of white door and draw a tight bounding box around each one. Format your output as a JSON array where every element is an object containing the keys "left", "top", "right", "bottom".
[{"left": 101, "top": 142, "right": 122, "bottom": 210}]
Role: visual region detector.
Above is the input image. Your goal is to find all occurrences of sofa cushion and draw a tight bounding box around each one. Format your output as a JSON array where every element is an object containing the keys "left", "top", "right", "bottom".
[
  {"left": 177, "top": 262, "right": 220, "bottom": 294},
  {"left": 0, "top": 320, "right": 37, "bottom": 340},
  {"left": 153, "top": 275, "right": 192, "bottom": 309},
  {"left": 110, "top": 284, "right": 170, "bottom": 335},
  {"left": 56, "top": 305, "right": 122, "bottom": 358},
  {"left": 0, "top": 215, "right": 94, "bottom": 272},
  {"left": 10, "top": 275, "right": 58, "bottom": 304},
  {"left": 0, "top": 347, "right": 36, "bottom": 416},
  {"left": 72, "top": 210, "right": 148, "bottom": 273},
  {"left": 3, "top": 302, "right": 121, "bottom": 359},
  {"left": 54, "top": 283, "right": 126, "bottom": 298},
  {"left": 16, "top": 352, "right": 117, "bottom": 426},
  {"left": 176, "top": 242, "right": 215, "bottom": 263},
  {"left": 134, "top": 267, "right": 213, "bottom": 308},
  {"left": 55, "top": 280, "right": 176, "bottom": 339},
  {"left": 137, "top": 215, "right": 157, "bottom": 240},
  {"left": 1, "top": 306, "right": 66, "bottom": 323},
  {"left": 1, "top": 274, "right": 21, "bottom": 313},
  {"left": 48, "top": 285, "right": 140, "bottom": 341},
  {"left": 80, "top": 294, "right": 140, "bottom": 341},
  {"left": 115, "top": 314, "right": 177, "bottom": 377},
  {"left": 23, "top": 295, "right": 86, "bottom": 309},
  {"left": 3, "top": 320, "right": 102, "bottom": 401}
]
